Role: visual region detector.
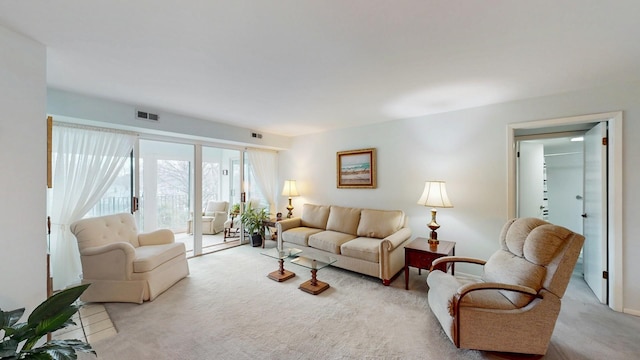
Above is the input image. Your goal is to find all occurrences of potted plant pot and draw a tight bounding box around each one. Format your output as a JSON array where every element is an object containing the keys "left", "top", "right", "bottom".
[{"left": 250, "top": 233, "right": 263, "bottom": 247}]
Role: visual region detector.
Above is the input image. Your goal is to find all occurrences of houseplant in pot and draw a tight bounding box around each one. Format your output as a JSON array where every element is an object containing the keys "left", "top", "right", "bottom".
[
  {"left": 0, "top": 283, "right": 95, "bottom": 359},
  {"left": 240, "top": 202, "right": 269, "bottom": 247},
  {"left": 230, "top": 203, "right": 240, "bottom": 216}
]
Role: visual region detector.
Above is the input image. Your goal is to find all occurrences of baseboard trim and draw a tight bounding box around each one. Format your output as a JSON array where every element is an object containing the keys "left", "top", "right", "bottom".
[{"left": 623, "top": 308, "right": 640, "bottom": 317}]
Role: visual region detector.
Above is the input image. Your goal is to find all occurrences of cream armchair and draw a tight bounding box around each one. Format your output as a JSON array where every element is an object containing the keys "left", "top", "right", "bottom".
[
  {"left": 188, "top": 201, "right": 228, "bottom": 235},
  {"left": 426, "top": 218, "right": 584, "bottom": 355},
  {"left": 70, "top": 213, "right": 189, "bottom": 304}
]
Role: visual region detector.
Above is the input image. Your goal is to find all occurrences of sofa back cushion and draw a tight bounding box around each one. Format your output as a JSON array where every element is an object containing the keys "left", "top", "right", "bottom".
[
  {"left": 301, "top": 204, "right": 330, "bottom": 229},
  {"left": 356, "top": 209, "right": 404, "bottom": 239},
  {"left": 71, "top": 213, "right": 140, "bottom": 249},
  {"left": 326, "top": 206, "right": 361, "bottom": 235},
  {"left": 204, "top": 201, "right": 228, "bottom": 216}
]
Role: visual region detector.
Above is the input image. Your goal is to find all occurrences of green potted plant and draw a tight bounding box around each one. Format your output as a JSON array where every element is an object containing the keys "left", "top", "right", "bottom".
[
  {"left": 230, "top": 203, "right": 240, "bottom": 215},
  {"left": 0, "top": 283, "right": 96, "bottom": 359},
  {"left": 240, "top": 202, "right": 269, "bottom": 247}
]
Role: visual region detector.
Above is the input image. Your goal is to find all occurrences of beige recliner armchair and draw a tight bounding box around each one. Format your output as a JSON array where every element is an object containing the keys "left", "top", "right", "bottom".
[
  {"left": 70, "top": 213, "right": 190, "bottom": 304},
  {"left": 426, "top": 217, "right": 585, "bottom": 355}
]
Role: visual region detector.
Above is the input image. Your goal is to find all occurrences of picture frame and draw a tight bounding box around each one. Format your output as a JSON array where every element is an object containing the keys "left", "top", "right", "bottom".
[{"left": 336, "top": 148, "right": 376, "bottom": 189}]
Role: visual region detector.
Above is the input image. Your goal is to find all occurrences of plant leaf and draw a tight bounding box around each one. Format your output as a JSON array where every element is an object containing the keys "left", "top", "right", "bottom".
[
  {"left": 1, "top": 308, "right": 25, "bottom": 329},
  {"left": 0, "top": 338, "right": 20, "bottom": 357},
  {"left": 5, "top": 322, "right": 33, "bottom": 343},
  {"left": 23, "top": 339, "right": 96, "bottom": 360},
  {"left": 33, "top": 305, "right": 79, "bottom": 336},
  {"left": 28, "top": 284, "right": 89, "bottom": 328}
]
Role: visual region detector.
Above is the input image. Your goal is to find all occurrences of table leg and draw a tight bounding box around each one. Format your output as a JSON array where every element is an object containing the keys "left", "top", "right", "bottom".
[
  {"left": 267, "top": 259, "right": 295, "bottom": 282},
  {"left": 299, "top": 268, "right": 330, "bottom": 295},
  {"left": 405, "top": 264, "right": 409, "bottom": 290}
]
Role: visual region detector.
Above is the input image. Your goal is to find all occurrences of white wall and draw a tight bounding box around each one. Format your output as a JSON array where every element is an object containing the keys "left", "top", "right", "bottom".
[
  {"left": 278, "top": 81, "right": 640, "bottom": 314},
  {"left": 47, "top": 88, "right": 291, "bottom": 151},
  {"left": 0, "top": 26, "right": 47, "bottom": 312}
]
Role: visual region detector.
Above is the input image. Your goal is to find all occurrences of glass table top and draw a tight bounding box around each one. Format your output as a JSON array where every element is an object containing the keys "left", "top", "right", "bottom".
[
  {"left": 291, "top": 254, "right": 337, "bottom": 270},
  {"left": 260, "top": 247, "right": 302, "bottom": 260}
]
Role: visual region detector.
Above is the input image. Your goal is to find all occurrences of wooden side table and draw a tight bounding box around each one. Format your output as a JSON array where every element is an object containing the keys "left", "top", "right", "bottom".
[
  {"left": 404, "top": 238, "right": 456, "bottom": 290},
  {"left": 261, "top": 218, "right": 280, "bottom": 248}
]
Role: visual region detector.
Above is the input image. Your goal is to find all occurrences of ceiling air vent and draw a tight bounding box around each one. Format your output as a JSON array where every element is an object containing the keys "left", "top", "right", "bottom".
[{"left": 136, "top": 110, "right": 159, "bottom": 121}]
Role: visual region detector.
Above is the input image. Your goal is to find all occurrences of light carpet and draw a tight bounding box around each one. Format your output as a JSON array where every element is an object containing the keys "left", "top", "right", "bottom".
[{"left": 81, "top": 244, "right": 640, "bottom": 360}]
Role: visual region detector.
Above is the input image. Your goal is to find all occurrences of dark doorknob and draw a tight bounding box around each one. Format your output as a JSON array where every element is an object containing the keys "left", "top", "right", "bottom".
[{"left": 581, "top": 213, "right": 587, "bottom": 218}]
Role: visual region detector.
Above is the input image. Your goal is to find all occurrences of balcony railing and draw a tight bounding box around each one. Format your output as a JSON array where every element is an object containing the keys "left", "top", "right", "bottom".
[{"left": 88, "top": 194, "right": 190, "bottom": 232}]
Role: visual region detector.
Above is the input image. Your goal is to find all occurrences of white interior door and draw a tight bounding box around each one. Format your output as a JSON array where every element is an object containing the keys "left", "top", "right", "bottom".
[
  {"left": 517, "top": 141, "right": 545, "bottom": 218},
  {"left": 583, "top": 122, "right": 608, "bottom": 304}
]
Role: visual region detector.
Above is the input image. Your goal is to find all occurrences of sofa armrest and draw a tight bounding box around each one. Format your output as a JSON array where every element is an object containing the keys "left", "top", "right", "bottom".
[
  {"left": 380, "top": 227, "right": 412, "bottom": 251},
  {"left": 276, "top": 217, "right": 302, "bottom": 233},
  {"left": 80, "top": 242, "right": 136, "bottom": 280},
  {"left": 138, "top": 229, "right": 175, "bottom": 246},
  {"left": 430, "top": 256, "right": 486, "bottom": 271}
]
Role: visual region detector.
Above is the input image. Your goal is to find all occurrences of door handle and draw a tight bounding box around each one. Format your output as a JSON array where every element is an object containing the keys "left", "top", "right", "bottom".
[{"left": 581, "top": 213, "right": 587, "bottom": 218}]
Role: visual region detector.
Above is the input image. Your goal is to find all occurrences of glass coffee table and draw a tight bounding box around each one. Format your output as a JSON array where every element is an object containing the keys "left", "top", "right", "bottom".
[
  {"left": 291, "top": 254, "right": 337, "bottom": 295},
  {"left": 261, "top": 247, "right": 302, "bottom": 282}
]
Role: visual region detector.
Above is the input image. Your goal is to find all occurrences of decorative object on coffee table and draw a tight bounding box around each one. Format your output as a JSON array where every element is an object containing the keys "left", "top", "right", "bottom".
[
  {"left": 291, "top": 254, "right": 337, "bottom": 295},
  {"left": 281, "top": 180, "right": 299, "bottom": 218},
  {"left": 417, "top": 180, "right": 453, "bottom": 245}
]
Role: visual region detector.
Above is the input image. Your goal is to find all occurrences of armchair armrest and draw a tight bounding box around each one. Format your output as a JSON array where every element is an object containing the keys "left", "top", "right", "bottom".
[
  {"left": 451, "top": 282, "right": 540, "bottom": 315},
  {"left": 80, "top": 242, "right": 136, "bottom": 257},
  {"left": 138, "top": 229, "right": 175, "bottom": 246},
  {"left": 212, "top": 211, "right": 228, "bottom": 219},
  {"left": 80, "top": 242, "right": 136, "bottom": 280},
  {"left": 457, "top": 281, "right": 539, "bottom": 299},
  {"left": 381, "top": 227, "right": 411, "bottom": 251},
  {"left": 430, "top": 256, "right": 486, "bottom": 271}
]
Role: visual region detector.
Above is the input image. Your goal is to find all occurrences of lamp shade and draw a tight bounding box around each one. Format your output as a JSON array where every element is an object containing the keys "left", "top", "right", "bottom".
[
  {"left": 417, "top": 181, "right": 453, "bottom": 208},
  {"left": 281, "top": 180, "right": 300, "bottom": 197}
]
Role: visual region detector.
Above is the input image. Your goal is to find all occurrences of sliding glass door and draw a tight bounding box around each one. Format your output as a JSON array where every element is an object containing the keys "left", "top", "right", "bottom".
[
  {"left": 201, "top": 146, "right": 242, "bottom": 255},
  {"left": 138, "top": 139, "right": 195, "bottom": 254}
]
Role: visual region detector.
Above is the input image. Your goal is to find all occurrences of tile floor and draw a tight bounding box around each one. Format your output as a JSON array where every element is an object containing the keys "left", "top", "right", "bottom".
[{"left": 52, "top": 302, "right": 117, "bottom": 344}]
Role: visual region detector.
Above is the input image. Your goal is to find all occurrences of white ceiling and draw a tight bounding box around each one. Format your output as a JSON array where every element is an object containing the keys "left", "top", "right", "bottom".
[{"left": 2, "top": 1, "right": 640, "bottom": 137}]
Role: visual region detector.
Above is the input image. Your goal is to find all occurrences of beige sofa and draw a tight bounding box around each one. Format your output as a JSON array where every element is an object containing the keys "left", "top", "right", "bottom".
[
  {"left": 277, "top": 204, "right": 411, "bottom": 285},
  {"left": 70, "top": 213, "right": 190, "bottom": 304}
]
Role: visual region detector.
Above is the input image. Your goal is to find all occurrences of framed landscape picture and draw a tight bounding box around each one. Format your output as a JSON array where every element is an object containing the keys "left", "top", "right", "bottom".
[{"left": 336, "top": 148, "right": 376, "bottom": 189}]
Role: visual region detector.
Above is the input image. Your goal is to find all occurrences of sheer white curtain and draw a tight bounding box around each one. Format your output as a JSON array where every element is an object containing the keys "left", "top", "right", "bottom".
[
  {"left": 49, "top": 124, "right": 137, "bottom": 290},
  {"left": 247, "top": 149, "right": 278, "bottom": 211}
]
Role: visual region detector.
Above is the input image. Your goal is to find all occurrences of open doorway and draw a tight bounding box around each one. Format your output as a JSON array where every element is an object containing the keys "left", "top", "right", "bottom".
[
  {"left": 516, "top": 133, "right": 585, "bottom": 233},
  {"left": 516, "top": 132, "right": 593, "bottom": 296},
  {"left": 507, "top": 111, "right": 623, "bottom": 312}
]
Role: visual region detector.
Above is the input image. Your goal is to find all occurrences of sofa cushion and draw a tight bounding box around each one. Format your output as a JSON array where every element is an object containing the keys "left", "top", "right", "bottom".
[
  {"left": 133, "top": 242, "right": 185, "bottom": 273},
  {"left": 340, "top": 237, "right": 382, "bottom": 263},
  {"left": 356, "top": 209, "right": 404, "bottom": 239},
  {"left": 282, "top": 227, "right": 323, "bottom": 247},
  {"left": 301, "top": 204, "right": 330, "bottom": 229},
  {"left": 308, "top": 231, "right": 357, "bottom": 254},
  {"left": 326, "top": 206, "right": 361, "bottom": 235}
]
